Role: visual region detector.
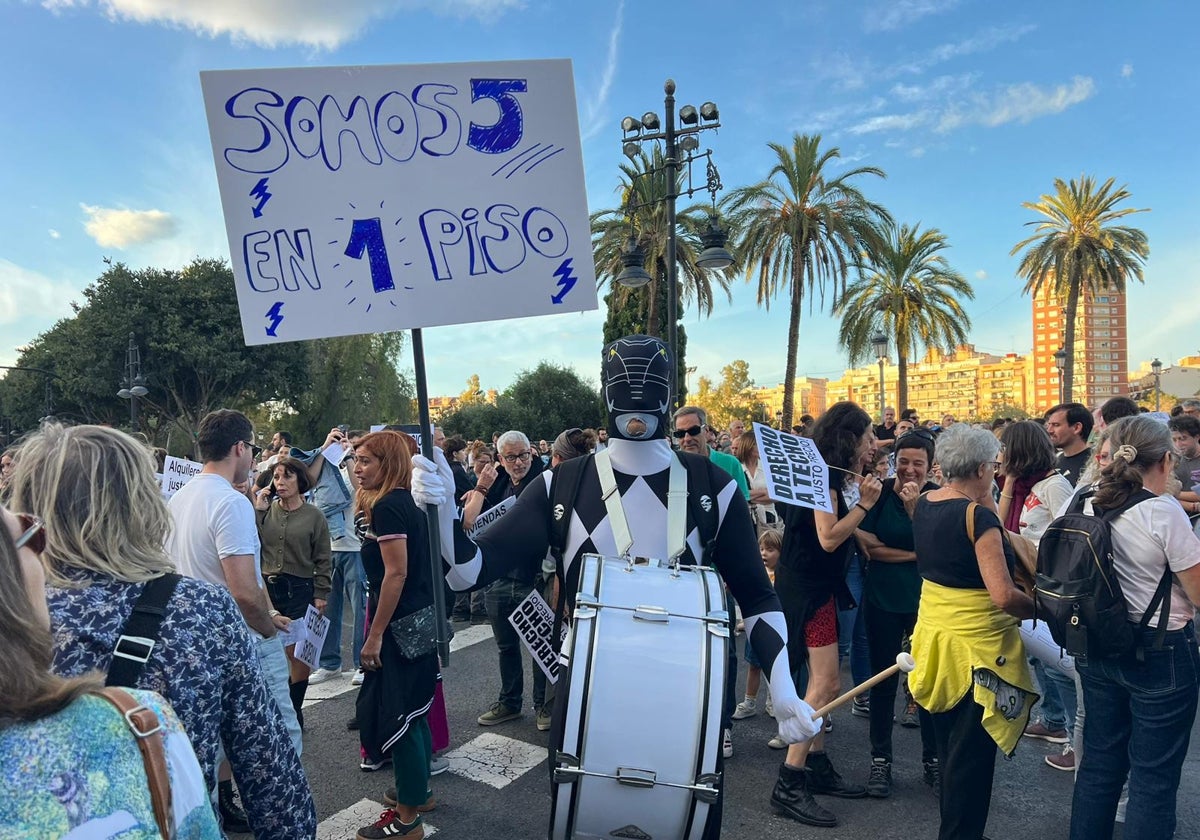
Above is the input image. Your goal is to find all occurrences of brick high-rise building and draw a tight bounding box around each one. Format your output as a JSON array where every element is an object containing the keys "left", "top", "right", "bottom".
[{"left": 1031, "top": 284, "right": 1129, "bottom": 412}]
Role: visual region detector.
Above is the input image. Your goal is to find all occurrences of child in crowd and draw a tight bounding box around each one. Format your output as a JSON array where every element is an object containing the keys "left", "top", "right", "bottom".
[{"left": 733, "top": 529, "right": 782, "bottom": 722}]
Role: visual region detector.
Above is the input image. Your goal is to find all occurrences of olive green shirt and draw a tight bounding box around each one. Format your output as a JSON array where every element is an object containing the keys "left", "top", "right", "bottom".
[{"left": 256, "top": 502, "right": 332, "bottom": 600}]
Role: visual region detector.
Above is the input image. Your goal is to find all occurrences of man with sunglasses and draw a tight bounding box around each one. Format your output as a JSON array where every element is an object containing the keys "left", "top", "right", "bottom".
[{"left": 674, "top": 407, "right": 750, "bottom": 501}]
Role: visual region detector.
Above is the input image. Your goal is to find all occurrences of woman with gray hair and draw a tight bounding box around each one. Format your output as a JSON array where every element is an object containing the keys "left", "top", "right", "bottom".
[
  {"left": 7, "top": 424, "right": 315, "bottom": 838},
  {"left": 907, "top": 424, "right": 1035, "bottom": 840},
  {"left": 1068, "top": 415, "right": 1200, "bottom": 840}
]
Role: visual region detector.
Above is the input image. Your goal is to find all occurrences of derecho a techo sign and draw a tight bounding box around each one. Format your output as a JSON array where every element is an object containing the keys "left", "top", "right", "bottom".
[{"left": 200, "top": 59, "right": 597, "bottom": 345}]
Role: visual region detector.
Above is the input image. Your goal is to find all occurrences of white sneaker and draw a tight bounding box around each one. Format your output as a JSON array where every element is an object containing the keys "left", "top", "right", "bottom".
[
  {"left": 767, "top": 734, "right": 787, "bottom": 749},
  {"left": 765, "top": 695, "right": 775, "bottom": 718},
  {"left": 732, "top": 698, "right": 757, "bottom": 719},
  {"left": 722, "top": 728, "right": 733, "bottom": 759},
  {"left": 429, "top": 754, "right": 450, "bottom": 776},
  {"left": 351, "top": 669, "right": 365, "bottom": 686},
  {"left": 308, "top": 668, "right": 339, "bottom": 685}
]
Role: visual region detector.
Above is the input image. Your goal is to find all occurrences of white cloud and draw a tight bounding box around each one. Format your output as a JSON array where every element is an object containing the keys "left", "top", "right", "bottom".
[
  {"left": 975, "top": 269, "right": 988, "bottom": 280},
  {"left": 48, "top": 229, "right": 61, "bottom": 239},
  {"left": 890, "top": 73, "right": 976, "bottom": 103},
  {"left": 864, "top": 0, "right": 959, "bottom": 33},
  {"left": 849, "top": 111, "right": 930, "bottom": 134},
  {"left": 581, "top": 0, "right": 624, "bottom": 141},
  {"left": 40, "top": 0, "right": 523, "bottom": 49},
  {"left": 892, "top": 24, "right": 1037, "bottom": 76},
  {"left": 0, "top": 260, "right": 81, "bottom": 328},
  {"left": 80, "top": 204, "right": 178, "bottom": 249},
  {"left": 1121, "top": 63, "right": 1134, "bottom": 79},
  {"left": 939, "top": 76, "right": 1096, "bottom": 131}
]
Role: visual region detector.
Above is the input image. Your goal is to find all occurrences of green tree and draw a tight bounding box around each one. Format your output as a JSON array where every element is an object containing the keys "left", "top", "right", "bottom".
[
  {"left": 724, "top": 133, "right": 890, "bottom": 428},
  {"left": 692, "top": 360, "right": 762, "bottom": 431},
  {"left": 592, "top": 146, "right": 731, "bottom": 391},
  {"left": 4, "top": 259, "right": 308, "bottom": 446},
  {"left": 1011, "top": 175, "right": 1149, "bottom": 401},
  {"left": 440, "top": 362, "right": 602, "bottom": 442},
  {"left": 834, "top": 223, "right": 974, "bottom": 411},
  {"left": 458, "top": 374, "right": 486, "bottom": 406}
]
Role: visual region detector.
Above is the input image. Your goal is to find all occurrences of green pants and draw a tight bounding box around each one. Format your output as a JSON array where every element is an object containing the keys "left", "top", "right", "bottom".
[{"left": 391, "top": 715, "right": 432, "bottom": 807}]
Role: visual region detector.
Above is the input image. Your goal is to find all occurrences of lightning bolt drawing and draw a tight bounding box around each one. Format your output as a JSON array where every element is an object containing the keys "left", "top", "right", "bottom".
[
  {"left": 265, "top": 301, "right": 284, "bottom": 337},
  {"left": 249, "top": 177, "right": 272, "bottom": 218},
  {"left": 550, "top": 258, "right": 578, "bottom": 304}
]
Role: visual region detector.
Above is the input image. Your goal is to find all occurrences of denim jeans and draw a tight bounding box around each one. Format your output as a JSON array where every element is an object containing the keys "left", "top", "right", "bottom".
[
  {"left": 837, "top": 549, "right": 872, "bottom": 686},
  {"left": 1031, "top": 657, "right": 1077, "bottom": 733},
  {"left": 255, "top": 633, "right": 303, "bottom": 756},
  {"left": 319, "top": 550, "right": 366, "bottom": 671},
  {"left": 1070, "top": 623, "right": 1200, "bottom": 840},
  {"left": 485, "top": 577, "right": 546, "bottom": 711}
]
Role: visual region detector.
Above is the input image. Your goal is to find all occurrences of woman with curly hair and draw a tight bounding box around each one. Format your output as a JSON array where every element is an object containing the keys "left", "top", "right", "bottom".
[{"left": 771, "top": 402, "right": 882, "bottom": 828}]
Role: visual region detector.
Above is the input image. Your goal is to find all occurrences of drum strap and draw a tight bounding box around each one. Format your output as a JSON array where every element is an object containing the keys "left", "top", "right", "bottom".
[{"left": 594, "top": 449, "right": 634, "bottom": 557}]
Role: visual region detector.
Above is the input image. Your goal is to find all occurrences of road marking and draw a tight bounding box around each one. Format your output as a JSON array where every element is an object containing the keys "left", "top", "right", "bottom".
[
  {"left": 317, "top": 798, "right": 437, "bottom": 839},
  {"left": 444, "top": 732, "right": 547, "bottom": 789},
  {"left": 304, "top": 624, "right": 495, "bottom": 708}
]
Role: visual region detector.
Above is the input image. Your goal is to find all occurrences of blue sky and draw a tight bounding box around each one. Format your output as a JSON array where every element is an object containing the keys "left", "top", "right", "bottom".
[{"left": 2, "top": 0, "right": 1197, "bottom": 399}]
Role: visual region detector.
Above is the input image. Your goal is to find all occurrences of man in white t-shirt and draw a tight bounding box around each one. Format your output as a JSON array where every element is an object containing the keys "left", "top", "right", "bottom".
[{"left": 166, "top": 409, "right": 303, "bottom": 760}]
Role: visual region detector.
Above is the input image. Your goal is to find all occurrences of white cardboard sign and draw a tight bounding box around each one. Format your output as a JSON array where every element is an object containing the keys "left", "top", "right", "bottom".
[
  {"left": 290, "top": 604, "right": 332, "bottom": 669},
  {"left": 752, "top": 423, "right": 835, "bottom": 513},
  {"left": 200, "top": 59, "right": 597, "bottom": 345},
  {"left": 467, "top": 495, "right": 516, "bottom": 540},
  {"left": 507, "top": 588, "right": 566, "bottom": 684},
  {"left": 161, "top": 456, "right": 203, "bottom": 498}
]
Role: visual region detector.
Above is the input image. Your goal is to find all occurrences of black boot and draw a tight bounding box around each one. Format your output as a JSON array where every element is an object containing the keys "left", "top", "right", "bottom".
[
  {"left": 289, "top": 680, "right": 308, "bottom": 730},
  {"left": 218, "top": 778, "right": 251, "bottom": 833},
  {"left": 770, "top": 762, "right": 837, "bottom": 827},
  {"left": 805, "top": 751, "right": 867, "bottom": 798}
]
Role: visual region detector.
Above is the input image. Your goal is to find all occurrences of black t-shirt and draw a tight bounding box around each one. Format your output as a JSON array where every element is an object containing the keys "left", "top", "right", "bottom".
[
  {"left": 357, "top": 488, "right": 433, "bottom": 622},
  {"left": 913, "top": 497, "right": 1014, "bottom": 590},
  {"left": 1056, "top": 448, "right": 1092, "bottom": 488},
  {"left": 874, "top": 423, "right": 897, "bottom": 442},
  {"left": 777, "top": 488, "right": 851, "bottom": 603}
]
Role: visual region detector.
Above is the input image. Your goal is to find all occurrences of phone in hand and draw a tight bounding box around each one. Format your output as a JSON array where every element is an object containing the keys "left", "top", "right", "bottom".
[{"left": 338, "top": 424, "right": 350, "bottom": 436}]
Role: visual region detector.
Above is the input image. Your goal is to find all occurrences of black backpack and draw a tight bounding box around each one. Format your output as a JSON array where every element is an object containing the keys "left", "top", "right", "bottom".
[{"left": 1034, "top": 488, "right": 1172, "bottom": 660}]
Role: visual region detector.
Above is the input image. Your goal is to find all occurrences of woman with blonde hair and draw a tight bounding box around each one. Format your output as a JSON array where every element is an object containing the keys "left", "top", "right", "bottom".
[
  {"left": 735, "top": 430, "right": 781, "bottom": 535},
  {"left": 1069, "top": 415, "right": 1200, "bottom": 840},
  {"left": 7, "top": 424, "right": 315, "bottom": 838},
  {"left": 353, "top": 431, "right": 439, "bottom": 840}
]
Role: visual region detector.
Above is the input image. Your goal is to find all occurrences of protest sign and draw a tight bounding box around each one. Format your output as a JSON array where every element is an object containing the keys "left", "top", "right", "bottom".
[
  {"left": 161, "top": 456, "right": 203, "bottom": 498},
  {"left": 292, "top": 605, "right": 331, "bottom": 670},
  {"left": 200, "top": 59, "right": 597, "bottom": 345},
  {"left": 752, "top": 423, "right": 835, "bottom": 513},
  {"left": 508, "top": 588, "right": 567, "bottom": 683},
  {"left": 467, "top": 495, "right": 516, "bottom": 540}
]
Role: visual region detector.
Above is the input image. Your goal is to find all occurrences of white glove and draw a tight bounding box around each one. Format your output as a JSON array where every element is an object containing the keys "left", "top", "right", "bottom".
[
  {"left": 411, "top": 454, "right": 447, "bottom": 507},
  {"left": 772, "top": 693, "right": 823, "bottom": 743}
]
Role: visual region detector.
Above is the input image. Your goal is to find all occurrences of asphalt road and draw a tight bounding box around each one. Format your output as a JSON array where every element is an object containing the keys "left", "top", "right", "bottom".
[{"left": 268, "top": 619, "right": 1199, "bottom": 840}]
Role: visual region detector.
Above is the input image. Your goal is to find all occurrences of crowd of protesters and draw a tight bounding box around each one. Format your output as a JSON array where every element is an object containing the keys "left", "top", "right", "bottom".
[{"left": 0, "top": 392, "right": 1198, "bottom": 840}]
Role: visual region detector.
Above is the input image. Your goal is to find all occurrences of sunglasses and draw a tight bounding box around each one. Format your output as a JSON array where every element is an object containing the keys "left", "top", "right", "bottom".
[
  {"left": 673, "top": 425, "right": 704, "bottom": 439},
  {"left": 14, "top": 513, "right": 46, "bottom": 554},
  {"left": 896, "top": 428, "right": 936, "bottom": 446}
]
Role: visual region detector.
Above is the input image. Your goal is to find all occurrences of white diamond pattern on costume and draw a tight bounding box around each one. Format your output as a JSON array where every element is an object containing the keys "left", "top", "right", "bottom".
[
  {"left": 445, "top": 732, "right": 547, "bottom": 789},
  {"left": 316, "top": 798, "right": 437, "bottom": 838}
]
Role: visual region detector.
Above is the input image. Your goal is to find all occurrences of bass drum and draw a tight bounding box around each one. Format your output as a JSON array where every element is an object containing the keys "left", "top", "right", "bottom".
[{"left": 550, "top": 554, "right": 729, "bottom": 840}]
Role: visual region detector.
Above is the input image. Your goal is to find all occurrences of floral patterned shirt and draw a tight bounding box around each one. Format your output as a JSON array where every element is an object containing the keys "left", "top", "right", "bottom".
[
  {"left": 47, "top": 572, "right": 316, "bottom": 839},
  {"left": 0, "top": 688, "right": 221, "bottom": 839}
]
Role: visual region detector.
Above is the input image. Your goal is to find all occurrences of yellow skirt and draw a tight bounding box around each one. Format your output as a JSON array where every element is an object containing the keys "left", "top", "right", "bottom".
[{"left": 908, "top": 579, "right": 1037, "bottom": 755}]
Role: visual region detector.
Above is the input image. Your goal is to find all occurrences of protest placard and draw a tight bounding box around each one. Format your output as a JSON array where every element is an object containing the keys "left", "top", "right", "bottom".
[
  {"left": 508, "top": 588, "right": 567, "bottom": 683},
  {"left": 752, "top": 422, "right": 835, "bottom": 513},
  {"left": 161, "top": 456, "right": 203, "bottom": 498},
  {"left": 466, "top": 495, "right": 516, "bottom": 540},
  {"left": 200, "top": 59, "right": 597, "bottom": 345},
  {"left": 292, "top": 604, "right": 331, "bottom": 670}
]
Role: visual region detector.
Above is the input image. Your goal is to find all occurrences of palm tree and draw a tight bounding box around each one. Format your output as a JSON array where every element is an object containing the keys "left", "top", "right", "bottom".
[
  {"left": 724, "top": 133, "right": 890, "bottom": 428},
  {"left": 591, "top": 146, "right": 733, "bottom": 340},
  {"left": 1011, "top": 176, "right": 1149, "bottom": 401},
  {"left": 834, "top": 222, "right": 974, "bottom": 412}
]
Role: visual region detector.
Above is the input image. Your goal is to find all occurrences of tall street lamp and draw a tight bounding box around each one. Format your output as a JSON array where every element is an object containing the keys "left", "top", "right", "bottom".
[
  {"left": 1151, "top": 357, "right": 1163, "bottom": 412},
  {"left": 871, "top": 331, "right": 889, "bottom": 424},
  {"left": 618, "top": 80, "right": 731, "bottom": 407},
  {"left": 1053, "top": 347, "right": 1067, "bottom": 404},
  {"left": 117, "top": 333, "right": 148, "bottom": 433}
]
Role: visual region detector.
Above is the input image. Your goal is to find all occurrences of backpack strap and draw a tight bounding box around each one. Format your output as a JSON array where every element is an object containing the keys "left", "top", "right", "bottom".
[
  {"left": 1094, "top": 488, "right": 1170, "bottom": 660},
  {"left": 94, "top": 687, "right": 173, "bottom": 838},
  {"left": 547, "top": 454, "right": 591, "bottom": 653},
  {"left": 964, "top": 502, "right": 979, "bottom": 544},
  {"left": 106, "top": 574, "right": 181, "bottom": 688}
]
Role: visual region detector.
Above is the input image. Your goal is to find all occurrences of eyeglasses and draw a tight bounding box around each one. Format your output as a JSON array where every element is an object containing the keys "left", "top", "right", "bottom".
[
  {"left": 673, "top": 425, "right": 704, "bottom": 439},
  {"left": 14, "top": 513, "right": 46, "bottom": 554},
  {"left": 502, "top": 451, "right": 532, "bottom": 464}
]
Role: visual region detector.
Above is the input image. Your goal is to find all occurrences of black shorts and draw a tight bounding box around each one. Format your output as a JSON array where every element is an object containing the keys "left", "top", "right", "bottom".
[{"left": 266, "top": 573, "right": 314, "bottom": 620}]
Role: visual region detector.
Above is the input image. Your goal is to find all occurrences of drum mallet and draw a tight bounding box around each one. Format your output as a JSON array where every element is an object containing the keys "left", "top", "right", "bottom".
[{"left": 811, "top": 653, "right": 916, "bottom": 720}]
